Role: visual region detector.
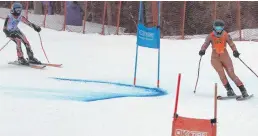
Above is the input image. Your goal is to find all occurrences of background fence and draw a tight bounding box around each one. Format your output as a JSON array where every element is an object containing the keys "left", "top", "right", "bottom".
[{"left": 1, "top": 1, "right": 258, "bottom": 41}]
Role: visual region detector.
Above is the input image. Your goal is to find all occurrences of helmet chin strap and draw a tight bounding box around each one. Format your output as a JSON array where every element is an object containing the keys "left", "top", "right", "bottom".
[
  {"left": 213, "top": 30, "right": 223, "bottom": 37},
  {"left": 12, "top": 12, "right": 20, "bottom": 17}
]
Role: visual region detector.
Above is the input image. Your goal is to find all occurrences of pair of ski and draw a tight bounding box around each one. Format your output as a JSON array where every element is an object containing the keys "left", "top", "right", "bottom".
[
  {"left": 217, "top": 94, "right": 254, "bottom": 101},
  {"left": 8, "top": 60, "right": 62, "bottom": 69}
]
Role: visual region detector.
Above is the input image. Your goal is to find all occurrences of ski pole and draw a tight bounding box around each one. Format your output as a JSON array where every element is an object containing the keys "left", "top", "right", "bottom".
[
  {"left": 38, "top": 32, "right": 49, "bottom": 63},
  {"left": 0, "top": 39, "right": 11, "bottom": 52},
  {"left": 238, "top": 57, "right": 258, "bottom": 78},
  {"left": 194, "top": 56, "right": 202, "bottom": 93}
]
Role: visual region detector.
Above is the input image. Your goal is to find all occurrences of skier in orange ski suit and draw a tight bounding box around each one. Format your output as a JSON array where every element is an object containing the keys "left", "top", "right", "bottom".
[{"left": 198, "top": 19, "right": 249, "bottom": 98}]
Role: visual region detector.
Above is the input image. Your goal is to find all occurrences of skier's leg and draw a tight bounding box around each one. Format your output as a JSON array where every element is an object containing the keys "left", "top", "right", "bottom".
[
  {"left": 13, "top": 38, "right": 23, "bottom": 58},
  {"left": 211, "top": 57, "right": 228, "bottom": 85},
  {"left": 223, "top": 55, "right": 249, "bottom": 97},
  {"left": 211, "top": 57, "right": 236, "bottom": 96},
  {"left": 16, "top": 30, "right": 41, "bottom": 64},
  {"left": 12, "top": 38, "right": 28, "bottom": 65},
  {"left": 223, "top": 56, "right": 243, "bottom": 86},
  {"left": 16, "top": 30, "right": 33, "bottom": 56}
]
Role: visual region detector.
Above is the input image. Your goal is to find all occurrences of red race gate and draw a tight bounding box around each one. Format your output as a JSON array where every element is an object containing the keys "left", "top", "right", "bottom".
[{"left": 171, "top": 73, "right": 217, "bottom": 136}]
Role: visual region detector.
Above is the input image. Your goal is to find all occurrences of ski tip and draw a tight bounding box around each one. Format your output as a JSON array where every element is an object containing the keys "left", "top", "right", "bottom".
[
  {"left": 217, "top": 96, "right": 223, "bottom": 100},
  {"left": 42, "top": 63, "right": 63, "bottom": 68},
  {"left": 31, "top": 65, "right": 46, "bottom": 69}
]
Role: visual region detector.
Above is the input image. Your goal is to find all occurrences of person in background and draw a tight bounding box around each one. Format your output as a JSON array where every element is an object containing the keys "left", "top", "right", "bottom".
[{"left": 66, "top": 1, "right": 84, "bottom": 26}]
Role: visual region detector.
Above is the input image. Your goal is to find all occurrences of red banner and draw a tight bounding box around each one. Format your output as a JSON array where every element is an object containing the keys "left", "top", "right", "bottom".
[{"left": 172, "top": 116, "right": 216, "bottom": 136}]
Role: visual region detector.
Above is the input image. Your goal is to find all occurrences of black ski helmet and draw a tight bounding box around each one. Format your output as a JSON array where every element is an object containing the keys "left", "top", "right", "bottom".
[
  {"left": 10, "top": 2, "right": 23, "bottom": 16},
  {"left": 213, "top": 19, "right": 225, "bottom": 35}
]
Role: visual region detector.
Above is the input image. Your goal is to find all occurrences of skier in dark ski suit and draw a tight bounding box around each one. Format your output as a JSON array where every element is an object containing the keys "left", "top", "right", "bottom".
[
  {"left": 3, "top": 2, "right": 42, "bottom": 65},
  {"left": 198, "top": 19, "right": 249, "bottom": 98}
]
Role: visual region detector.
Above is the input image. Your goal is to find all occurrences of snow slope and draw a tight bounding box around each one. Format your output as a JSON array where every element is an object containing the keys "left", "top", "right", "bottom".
[{"left": 0, "top": 18, "right": 258, "bottom": 136}]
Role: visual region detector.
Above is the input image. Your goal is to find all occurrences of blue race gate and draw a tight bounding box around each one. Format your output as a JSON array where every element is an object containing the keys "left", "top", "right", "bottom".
[{"left": 133, "top": 1, "right": 161, "bottom": 88}]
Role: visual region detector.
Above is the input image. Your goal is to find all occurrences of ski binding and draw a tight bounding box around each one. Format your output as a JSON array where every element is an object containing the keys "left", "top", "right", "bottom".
[
  {"left": 8, "top": 60, "right": 46, "bottom": 69},
  {"left": 217, "top": 95, "right": 241, "bottom": 100},
  {"left": 236, "top": 94, "right": 254, "bottom": 101}
]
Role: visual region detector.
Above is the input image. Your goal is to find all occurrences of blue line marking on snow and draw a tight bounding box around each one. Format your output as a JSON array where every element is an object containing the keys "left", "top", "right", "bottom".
[
  {"left": 50, "top": 77, "right": 167, "bottom": 102},
  {"left": 0, "top": 78, "right": 167, "bottom": 102}
]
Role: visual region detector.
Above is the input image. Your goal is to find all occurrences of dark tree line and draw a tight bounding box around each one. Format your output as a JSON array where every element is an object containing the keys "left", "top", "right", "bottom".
[{"left": 1, "top": 1, "right": 258, "bottom": 36}]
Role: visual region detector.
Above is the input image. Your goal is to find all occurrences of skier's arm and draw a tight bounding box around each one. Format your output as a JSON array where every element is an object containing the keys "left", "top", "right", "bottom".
[
  {"left": 226, "top": 34, "right": 240, "bottom": 57},
  {"left": 3, "top": 17, "right": 10, "bottom": 36},
  {"left": 226, "top": 34, "right": 237, "bottom": 51},
  {"left": 201, "top": 35, "right": 211, "bottom": 51},
  {"left": 198, "top": 35, "right": 211, "bottom": 56},
  {"left": 21, "top": 16, "right": 35, "bottom": 29},
  {"left": 3, "top": 17, "right": 16, "bottom": 38},
  {"left": 21, "top": 16, "right": 41, "bottom": 32}
]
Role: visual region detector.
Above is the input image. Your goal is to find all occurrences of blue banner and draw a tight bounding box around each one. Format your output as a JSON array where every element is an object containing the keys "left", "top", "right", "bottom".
[
  {"left": 134, "top": 1, "right": 161, "bottom": 88},
  {"left": 136, "top": 23, "right": 160, "bottom": 49}
]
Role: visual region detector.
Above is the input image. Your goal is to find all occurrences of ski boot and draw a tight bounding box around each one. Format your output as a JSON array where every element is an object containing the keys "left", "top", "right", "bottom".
[
  {"left": 238, "top": 85, "right": 249, "bottom": 98},
  {"left": 224, "top": 83, "right": 236, "bottom": 96},
  {"left": 26, "top": 47, "right": 41, "bottom": 64},
  {"left": 28, "top": 56, "right": 41, "bottom": 64},
  {"left": 18, "top": 57, "right": 29, "bottom": 65}
]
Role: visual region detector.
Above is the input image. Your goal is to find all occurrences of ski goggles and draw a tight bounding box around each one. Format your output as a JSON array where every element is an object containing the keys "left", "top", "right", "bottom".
[
  {"left": 11, "top": 7, "right": 22, "bottom": 14},
  {"left": 14, "top": 7, "right": 22, "bottom": 13},
  {"left": 214, "top": 26, "right": 224, "bottom": 32}
]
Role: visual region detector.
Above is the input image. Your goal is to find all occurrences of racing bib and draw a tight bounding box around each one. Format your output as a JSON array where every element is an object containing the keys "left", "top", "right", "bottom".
[{"left": 211, "top": 32, "right": 227, "bottom": 54}]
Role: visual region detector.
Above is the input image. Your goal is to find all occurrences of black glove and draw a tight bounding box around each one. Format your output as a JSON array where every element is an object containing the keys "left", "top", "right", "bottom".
[
  {"left": 233, "top": 50, "right": 240, "bottom": 58},
  {"left": 199, "top": 50, "right": 205, "bottom": 56},
  {"left": 32, "top": 24, "right": 41, "bottom": 32}
]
